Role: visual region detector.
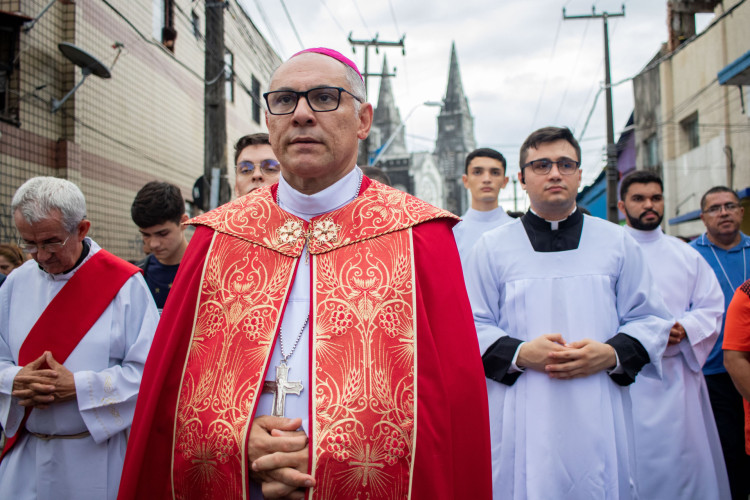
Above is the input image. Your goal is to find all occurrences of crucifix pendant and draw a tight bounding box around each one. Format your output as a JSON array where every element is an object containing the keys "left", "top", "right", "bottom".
[{"left": 262, "top": 361, "right": 303, "bottom": 417}]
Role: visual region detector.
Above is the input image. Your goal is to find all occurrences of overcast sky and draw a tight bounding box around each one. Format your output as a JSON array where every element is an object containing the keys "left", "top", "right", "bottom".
[{"left": 239, "top": 0, "right": 713, "bottom": 207}]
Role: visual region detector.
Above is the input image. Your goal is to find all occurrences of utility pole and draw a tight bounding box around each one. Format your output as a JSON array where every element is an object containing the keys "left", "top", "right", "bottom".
[
  {"left": 348, "top": 33, "right": 405, "bottom": 166},
  {"left": 204, "top": 0, "right": 229, "bottom": 210},
  {"left": 563, "top": 5, "right": 625, "bottom": 223}
]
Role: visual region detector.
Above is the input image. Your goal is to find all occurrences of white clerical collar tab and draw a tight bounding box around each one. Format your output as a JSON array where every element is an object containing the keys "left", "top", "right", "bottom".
[
  {"left": 530, "top": 206, "right": 578, "bottom": 231},
  {"left": 278, "top": 166, "right": 361, "bottom": 221}
]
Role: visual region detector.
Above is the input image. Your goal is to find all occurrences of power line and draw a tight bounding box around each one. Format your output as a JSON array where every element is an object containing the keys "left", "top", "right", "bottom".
[
  {"left": 318, "top": 0, "right": 347, "bottom": 35},
  {"left": 530, "top": 17, "right": 563, "bottom": 129},
  {"left": 387, "top": 0, "right": 401, "bottom": 36},
  {"left": 245, "top": 0, "right": 286, "bottom": 55},
  {"left": 351, "top": 0, "right": 373, "bottom": 37},
  {"left": 553, "top": 17, "right": 591, "bottom": 123},
  {"left": 279, "top": 0, "right": 304, "bottom": 50}
]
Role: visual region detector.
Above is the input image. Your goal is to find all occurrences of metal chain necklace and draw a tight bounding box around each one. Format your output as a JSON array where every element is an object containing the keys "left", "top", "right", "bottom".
[
  {"left": 709, "top": 242, "right": 746, "bottom": 290},
  {"left": 279, "top": 315, "right": 309, "bottom": 363}
]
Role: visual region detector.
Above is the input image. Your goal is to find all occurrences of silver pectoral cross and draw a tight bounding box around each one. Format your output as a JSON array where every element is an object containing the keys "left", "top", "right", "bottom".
[{"left": 262, "top": 361, "right": 303, "bottom": 417}]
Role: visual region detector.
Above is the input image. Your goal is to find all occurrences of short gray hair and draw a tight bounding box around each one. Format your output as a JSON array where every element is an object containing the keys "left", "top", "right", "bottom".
[
  {"left": 11, "top": 177, "right": 87, "bottom": 233},
  {"left": 344, "top": 64, "right": 366, "bottom": 113}
]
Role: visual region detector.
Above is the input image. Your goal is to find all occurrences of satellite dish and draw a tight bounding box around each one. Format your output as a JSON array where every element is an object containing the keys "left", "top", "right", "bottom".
[{"left": 51, "top": 42, "right": 111, "bottom": 113}]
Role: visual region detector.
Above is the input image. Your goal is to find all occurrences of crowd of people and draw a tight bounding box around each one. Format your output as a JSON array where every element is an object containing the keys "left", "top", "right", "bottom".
[{"left": 0, "top": 46, "right": 748, "bottom": 500}]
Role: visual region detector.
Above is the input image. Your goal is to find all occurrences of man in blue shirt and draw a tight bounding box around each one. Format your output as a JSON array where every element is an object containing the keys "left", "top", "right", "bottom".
[
  {"left": 131, "top": 181, "right": 188, "bottom": 312},
  {"left": 691, "top": 185, "right": 750, "bottom": 499}
]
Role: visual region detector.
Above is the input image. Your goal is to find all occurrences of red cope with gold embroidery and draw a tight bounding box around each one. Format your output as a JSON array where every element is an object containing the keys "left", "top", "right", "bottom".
[{"left": 172, "top": 184, "right": 454, "bottom": 499}]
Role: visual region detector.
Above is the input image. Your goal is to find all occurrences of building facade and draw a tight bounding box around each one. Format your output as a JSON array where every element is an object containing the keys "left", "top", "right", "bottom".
[
  {"left": 632, "top": 0, "right": 750, "bottom": 237},
  {"left": 0, "top": 0, "right": 280, "bottom": 259}
]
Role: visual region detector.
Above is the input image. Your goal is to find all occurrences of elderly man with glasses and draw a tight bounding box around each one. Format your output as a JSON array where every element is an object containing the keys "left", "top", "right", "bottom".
[
  {"left": 119, "top": 48, "right": 491, "bottom": 500},
  {"left": 465, "top": 126, "right": 672, "bottom": 500},
  {"left": 690, "top": 186, "right": 750, "bottom": 499},
  {"left": 0, "top": 176, "right": 158, "bottom": 499}
]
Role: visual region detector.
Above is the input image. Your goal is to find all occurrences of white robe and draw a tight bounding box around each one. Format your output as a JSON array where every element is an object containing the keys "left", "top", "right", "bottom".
[
  {"left": 0, "top": 239, "right": 159, "bottom": 500},
  {"left": 466, "top": 216, "right": 671, "bottom": 500},
  {"left": 625, "top": 226, "right": 730, "bottom": 499},
  {"left": 453, "top": 207, "right": 513, "bottom": 266},
  {"left": 250, "top": 167, "right": 362, "bottom": 498}
]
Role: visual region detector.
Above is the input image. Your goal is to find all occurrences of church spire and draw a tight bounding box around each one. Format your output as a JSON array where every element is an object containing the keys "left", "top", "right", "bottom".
[
  {"left": 442, "top": 41, "right": 470, "bottom": 115},
  {"left": 373, "top": 55, "right": 407, "bottom": 156},
  {"left": 434, "top": 42, "right": 476, "bottom": 215}
]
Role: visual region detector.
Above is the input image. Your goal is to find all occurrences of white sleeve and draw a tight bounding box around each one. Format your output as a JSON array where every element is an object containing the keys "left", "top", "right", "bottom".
[
  {"left": 615, "top": 233, "right": 673, "bottom": 379},
  {"left": 465, "top": 235, "right": 513, "bottom": 354},
  {"left": 74, "top": 274, "right": 159, "bottom": 444},
  {"left": 677, "top": 251, "right": 725, "bottom": 372}
]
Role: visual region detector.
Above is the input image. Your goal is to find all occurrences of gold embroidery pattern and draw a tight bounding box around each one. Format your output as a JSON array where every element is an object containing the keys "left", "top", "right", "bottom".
[
  {"left": 189, "top": 188, "right": 306, "bottom": 257},
  {"left": 172, "top": 233, "right": 296, "bottom": 500},
  {"left": 311, "top": 230, "right": 416, "bottom": 500},
  {"left": 309, "top": 183, "right": 455, "bottom": 255},
  {"left": 189, "top": 183, "right": 455, "bottom": 257}
]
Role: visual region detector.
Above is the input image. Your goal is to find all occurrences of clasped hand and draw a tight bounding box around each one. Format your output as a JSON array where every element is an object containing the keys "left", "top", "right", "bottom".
[
  {"left": 517, "top": 334, "right": 617, "bottom": 380},
  {"left": 248, "top": 415, "right": 315, "bottom": 499},
  {"left": 12, "top": 351, "right": 76, "bottom": 408}
]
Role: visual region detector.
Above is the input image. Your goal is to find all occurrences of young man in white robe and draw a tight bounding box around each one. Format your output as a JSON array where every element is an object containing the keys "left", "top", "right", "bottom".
[
  {"left": 466, "top": 127, "right": 672, "bottom": 500},
  {"left": 453, "top": 148, "right": 513, "bottom": 266},
  {"left": 619, "top": 170, "right": 730, "bottom": 499},
  {"left": 0, "top": 177, "right": 159, "bottom": 500}
]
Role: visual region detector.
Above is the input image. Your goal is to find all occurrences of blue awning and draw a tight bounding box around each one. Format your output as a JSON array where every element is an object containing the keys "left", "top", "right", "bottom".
[
  {"left": 719, "top": 50, "right": 750, "bottom": 86},
  {"left": 668, "top": 187, "right": 750, "bottom": 225}
]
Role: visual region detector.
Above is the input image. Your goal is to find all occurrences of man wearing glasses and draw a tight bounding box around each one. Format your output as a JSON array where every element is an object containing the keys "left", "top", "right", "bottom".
[
  {"left": 466, "top": 127, "right": 671, "bottom": 499},
  {"left": 0, "top": 177, "right": 158, "bottom": 499},
  {"left": 233, "top": 132, "right": 280, "bottom": 197},
  {"left": 690, "top": 186, "right": 750, "bottom": 499},
  {"left": 119, "top": 48, "right": 491, "bottom": 500}
]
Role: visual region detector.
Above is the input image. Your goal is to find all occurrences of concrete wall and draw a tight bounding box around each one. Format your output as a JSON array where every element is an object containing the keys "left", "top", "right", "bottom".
[
  {"left": 0, "top": 0, "right": 280, "bottom": 259},
  {"left": 633, "top": 0, "right": 749, "bottom": 238}
]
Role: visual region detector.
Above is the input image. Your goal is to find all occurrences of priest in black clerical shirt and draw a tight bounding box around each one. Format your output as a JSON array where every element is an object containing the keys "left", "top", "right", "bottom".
[{"left": 465, "top": 126, "right": 671, "bottom": 500}]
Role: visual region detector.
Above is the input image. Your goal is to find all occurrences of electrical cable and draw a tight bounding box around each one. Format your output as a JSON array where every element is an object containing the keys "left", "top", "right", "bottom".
[
  {"left": 279, "top": 0, "right": 304, "bottom": 50},
  {"left": 530, "top": 16, "right": 563, "bottom": 129},
  {"left": 318, "top": 0, "right": 347, "bottom": 35},
  {"left": 387, "top": 0, "right": 401, "bottom": 36},
  {"left": 553, "top": 17, "right": 590, "bottom": 123}
]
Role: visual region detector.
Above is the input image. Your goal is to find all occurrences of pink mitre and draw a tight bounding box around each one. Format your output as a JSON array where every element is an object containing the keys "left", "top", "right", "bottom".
[{"left": 291, "top": 47, "right": 364, "bottom": 82}]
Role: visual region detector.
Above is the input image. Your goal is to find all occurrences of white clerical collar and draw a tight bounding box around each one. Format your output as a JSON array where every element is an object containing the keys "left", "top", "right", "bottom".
[
  {"left": 277, "top": 166, "right": 362, "bottom": 221},
  {"left": 623, "top": 224, "right": 663, "bottom": 243},
  {"left": 465, "top": 207, "right": 505, "bottom": 222},
  {"left": 530, "top": 206, "right": 578, "bottom": 231}
]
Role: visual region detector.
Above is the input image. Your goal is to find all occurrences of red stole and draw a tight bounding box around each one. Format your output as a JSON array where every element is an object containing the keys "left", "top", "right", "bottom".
[
  {"left": 0, "top": 249, "right": 140, "bottom": 461},
  {"left": 170, "top": 182, "right": 455, "bottom": 499}
]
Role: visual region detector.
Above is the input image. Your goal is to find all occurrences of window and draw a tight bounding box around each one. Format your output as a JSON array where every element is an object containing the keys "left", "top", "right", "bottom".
[
  {"left": 225, "top": 50, "right": 234, "bottom": 103},
  {"left": 681, "top": 113, "right": 699, "bottom": 150},
  {"left": 644, "top": 134, "right": 658, "bottom": 168},
  {"left": 191, "top": 10, "right": 201, "bottom": 39},
  {"left": 251, "top": 75, "right": 260, "bottom": 124},
  {"left": 153, "top": 0, "right": 176, "bottom": 51},
  {"left": 0, "top": 12, "right": 26, "bottom": 125}
]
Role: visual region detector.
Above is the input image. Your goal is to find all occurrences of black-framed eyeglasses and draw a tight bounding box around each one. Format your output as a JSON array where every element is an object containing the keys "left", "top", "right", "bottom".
[
  {"left": 704, "top": 202, "right": 741, "bottom": 215},
  {"left": 18, "top": 235, "right": 70, "bottom": 254},
  {"left": 263, "top": 86, "right": 363, "bottom": 115},
  {"left": 522, "top": 158, "right": 580, "bottom": 175},
  {"left": 236, "top": 159, "right": 280, "bottom": 176}
]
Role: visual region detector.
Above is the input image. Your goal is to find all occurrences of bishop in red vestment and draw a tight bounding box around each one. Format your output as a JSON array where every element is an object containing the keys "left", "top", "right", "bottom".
[{"left": 118, "top": 48, "right": 491, "bottom": 500}]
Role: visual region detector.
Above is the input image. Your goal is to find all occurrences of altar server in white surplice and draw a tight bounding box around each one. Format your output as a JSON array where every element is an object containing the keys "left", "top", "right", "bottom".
[
  {"left": 466, "top": 127, "right": 672, "bottom": 500},
  {"left": 453, "top": 148, "right": 513, "bottom": 267},
  {"left": 618, "top": 170, "right": 730, "bottom": 500},
  {"left": 0, "top": 177, "right": 158, "bottom": 500}
]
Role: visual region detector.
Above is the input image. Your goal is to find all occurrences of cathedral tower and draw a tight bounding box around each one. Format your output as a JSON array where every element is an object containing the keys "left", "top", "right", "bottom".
[{"left": 434, "top": 42, "right": 476, "bottom": 215}]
